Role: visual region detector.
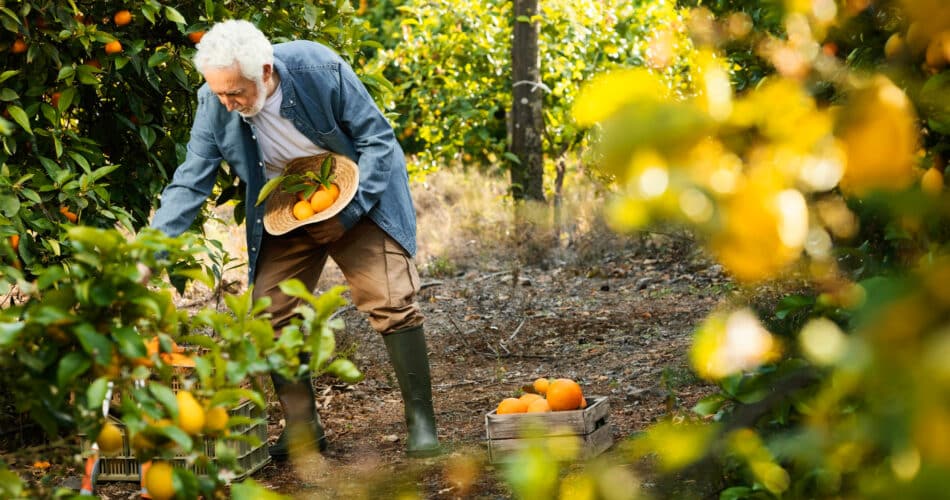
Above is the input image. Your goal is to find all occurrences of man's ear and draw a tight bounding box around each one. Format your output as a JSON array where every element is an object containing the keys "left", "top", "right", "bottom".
[{"left": 262, "top": 63, "right": 273, "bottom": 81}]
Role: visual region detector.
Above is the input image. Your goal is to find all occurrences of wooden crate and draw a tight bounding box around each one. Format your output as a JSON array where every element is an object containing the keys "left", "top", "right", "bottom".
[{"left": 485, "top": 396, "right": 613, "bottom": 463}]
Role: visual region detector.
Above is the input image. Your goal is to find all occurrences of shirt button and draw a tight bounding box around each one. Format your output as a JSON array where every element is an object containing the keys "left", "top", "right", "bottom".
[
  {"left": 252, "top": 135, "right": 257, "bottom": 140},
  {"left": 257, "top": 219, "right": 262, "bottom": 224},
  {"left": 251, "top": 247, "right": 257, "bottom": 252},
  {"left": 258, "top": 162, "right": 264, "bottom": 166}
]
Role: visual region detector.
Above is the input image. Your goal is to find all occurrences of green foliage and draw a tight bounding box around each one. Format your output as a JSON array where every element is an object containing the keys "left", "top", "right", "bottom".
[
  {"left": 0, "top": 227, "right": 358, "bottom": 497},
  {"left": 377, "top": 0, "right": 695, "bottom": 180},
  {"left": 0, "top": 0, "right": 378, "bottom": 283},
  {"left": 575, "top": 0, "right": 950, "bottom": 496}
]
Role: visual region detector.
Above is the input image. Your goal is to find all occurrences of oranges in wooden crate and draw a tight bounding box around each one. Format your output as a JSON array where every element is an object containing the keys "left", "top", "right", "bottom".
[{"left": 495, "top": 378, "right": 586, "bottom": 414}]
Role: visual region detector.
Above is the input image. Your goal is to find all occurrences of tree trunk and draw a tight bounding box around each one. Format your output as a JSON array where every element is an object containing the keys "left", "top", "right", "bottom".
[{"left": 510, "top": 0, "right": 545, "bottom": 202}]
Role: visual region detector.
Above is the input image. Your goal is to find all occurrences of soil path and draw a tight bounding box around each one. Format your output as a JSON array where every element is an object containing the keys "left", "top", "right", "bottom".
[
  {"left": 82, "top": 233, "right": 726, "bottom": 499},
  {"left": 248, "top": 236, "right": 724, "bottom": 498}
]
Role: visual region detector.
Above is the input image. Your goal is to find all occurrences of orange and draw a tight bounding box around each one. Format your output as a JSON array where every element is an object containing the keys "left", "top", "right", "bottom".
[
  {"left": 161, "top": 352, "right": 195, "bottom": 367},
  {"left": 11, "top": 39, "right": 27, "bottom": 54},
  {"left": 496, "top": 397, "right": 528, "bottom": 414},
  {"left": 519, "top": 393, "right": 543, "bottom": 406},
  {"left": 93, "top": 352, "right": 122, "bottom": 379},
  {"left": 104, "top": 40, "right": 123, "bottom": 55},
  {"left": 10, "top": 234, "right": 19, "bottom": 252},
  {"left": 113, "top": 10, "right": 132, "bottom": 26},
  {"left": 188, "top": 31, "right": 205, "bottom": 44},
  {"left": 309, "top": 189, "right": 335, "bottom": 213},
  {"left": 533, "top": 377, "right": 550, "bottom": 395},
  {"left": 51, "top": 92, "right": 61, "bottom": 108},
  {"left": 145, "top": 336, "right": 185, "bottom": 356},
  {"left": 59, "top": 206, "right": 78, "bottom": 223},
  {"left": 526, "top": 398, "right": 551, "bottom": 413},
  {"left": 546, "top": 378, "right": 583, "bottom": 411},
  {"left": 325, "top": 183, "right": 340, "bottom": 200},
  {"left": 293, "top": 199, "right": 316, "bottom": 220},
  {"left": 85, "top": 59, "right": 102, "bottom": 69}
]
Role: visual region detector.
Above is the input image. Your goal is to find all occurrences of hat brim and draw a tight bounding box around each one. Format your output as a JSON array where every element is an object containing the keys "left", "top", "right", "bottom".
[{"left": 262, "top": 153, "right": 359, "bottom": 236}]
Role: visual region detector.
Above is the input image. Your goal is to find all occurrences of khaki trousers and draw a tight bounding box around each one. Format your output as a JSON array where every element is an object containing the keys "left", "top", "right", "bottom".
[{"left": 253, "top": 218, "right": 424, "bottom": 335}]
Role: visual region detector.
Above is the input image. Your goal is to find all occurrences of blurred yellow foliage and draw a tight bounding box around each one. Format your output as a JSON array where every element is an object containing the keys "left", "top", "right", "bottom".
[
  {"left": 628, "top": 418, "right": 716, "bottom": 471},
  {"left": 836, "top": 76, "right": 919, "bottom": 195},
  {"left": 572, "top": 68, "right": 671, "bottom": 127},
  {"left": 711, "top": 168, "right": 808, "bottom": 282},
  {"left": 691, "top": 309, "right": 781, "bottom": 380}
]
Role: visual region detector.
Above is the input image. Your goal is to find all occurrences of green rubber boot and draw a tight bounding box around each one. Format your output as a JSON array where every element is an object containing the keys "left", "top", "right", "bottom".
[
  {"left": 384, "top": 325, "right": 442, "bottom": 458},
  {"left": 269, "top": 372, "right": 327, "bottom": 461}
]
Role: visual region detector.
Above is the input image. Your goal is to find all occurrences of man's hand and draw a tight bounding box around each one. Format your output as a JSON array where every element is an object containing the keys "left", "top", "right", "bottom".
[
  {"left": 136, "top": 262, "right": 153, "bottom": 285},
  {"left": 306, "top": 216, "right": 346, "bottom": 245}
]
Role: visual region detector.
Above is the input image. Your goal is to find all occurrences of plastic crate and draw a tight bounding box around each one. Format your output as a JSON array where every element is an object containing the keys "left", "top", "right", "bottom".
[{"left": 80, "top": 399, "right": 270, "bottom": 482}]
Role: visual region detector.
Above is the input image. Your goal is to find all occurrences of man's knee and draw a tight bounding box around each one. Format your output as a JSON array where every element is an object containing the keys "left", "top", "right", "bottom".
[{"left": 369, "top": 306, "right": 424, "bottom": 335}]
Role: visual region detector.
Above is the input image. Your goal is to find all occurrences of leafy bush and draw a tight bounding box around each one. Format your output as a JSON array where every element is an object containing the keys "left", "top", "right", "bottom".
[
  {"left": 0, "top": 0, "right": 382, "bottom": 286},
  {"left": 575, "top": 0, "right": 950, "bottom": 496},
  {"left": 0, "top": 227, "right": 360, "bottom": 497}
]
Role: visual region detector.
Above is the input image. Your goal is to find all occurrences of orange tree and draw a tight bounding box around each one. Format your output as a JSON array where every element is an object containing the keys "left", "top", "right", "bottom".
[
  {"left": 0, "top": 0, "right": 385, "bottom": 287},
  {"left": 568, "top": 0, "right": 950, "bottom": 497},
  {"left": 1, "top": 2, "right": 377, "bottom": 496}
]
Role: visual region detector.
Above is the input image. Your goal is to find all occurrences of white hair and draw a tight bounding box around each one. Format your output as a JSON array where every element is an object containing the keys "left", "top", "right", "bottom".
[{"left": 193, "top": 20, "right": 273, "bottom": 81}]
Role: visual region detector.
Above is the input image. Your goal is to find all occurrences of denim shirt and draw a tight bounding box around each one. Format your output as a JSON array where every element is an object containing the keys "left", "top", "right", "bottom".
[{"left": 150, "top": 40, "right": 417, "bottom": 283}]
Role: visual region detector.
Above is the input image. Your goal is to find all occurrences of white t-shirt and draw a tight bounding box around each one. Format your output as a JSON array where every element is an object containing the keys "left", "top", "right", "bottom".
[{"left": 249, "top": 83, "right": 327, "bottom": 179}]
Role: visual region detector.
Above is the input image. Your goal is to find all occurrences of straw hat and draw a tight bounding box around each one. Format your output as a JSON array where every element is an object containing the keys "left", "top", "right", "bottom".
[{"left": 263, "top": 153, "right": 359, "bottom": 235}]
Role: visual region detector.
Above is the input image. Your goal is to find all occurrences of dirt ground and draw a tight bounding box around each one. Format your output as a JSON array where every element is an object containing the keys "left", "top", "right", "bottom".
[
  {"left": 241, "top": 234, "right": 729, "bottom": 499},
  {"left": 144, "top": 235, "right": 726, "bottom": 499},
  {"left": 9, "top": 170, "right": 731, "bottom": 498}
]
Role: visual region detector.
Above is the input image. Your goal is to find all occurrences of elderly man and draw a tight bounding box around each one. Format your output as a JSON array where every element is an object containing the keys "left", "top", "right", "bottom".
[{"left": 150, "top": 20, "right": 440, "bottom": 459}]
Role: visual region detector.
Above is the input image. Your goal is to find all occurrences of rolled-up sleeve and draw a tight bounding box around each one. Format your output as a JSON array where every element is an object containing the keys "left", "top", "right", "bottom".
[
  {"left": 150, "top": 92, "right": 222, "bottom": 236},
  {"left": 335, "top": 62, "right": 400, "bottom": 230}
]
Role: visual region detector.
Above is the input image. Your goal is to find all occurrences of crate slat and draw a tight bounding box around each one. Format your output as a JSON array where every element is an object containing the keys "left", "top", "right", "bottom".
[{"left": 487, "top": 419, "right": 613, "bottom": 463}]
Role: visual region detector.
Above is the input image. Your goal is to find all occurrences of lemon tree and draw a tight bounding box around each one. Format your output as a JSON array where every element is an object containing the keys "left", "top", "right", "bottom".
[
  {"left": 572, "top": 0, "right": 950, "bottom": 497},
  {"left": 0, "top": 226, "right": 361, "bottom": 498}
]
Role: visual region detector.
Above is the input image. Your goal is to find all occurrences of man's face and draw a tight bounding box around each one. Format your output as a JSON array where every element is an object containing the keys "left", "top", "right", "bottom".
[{"left": 203, "top": 64, "right": 268, "bottom": 117}]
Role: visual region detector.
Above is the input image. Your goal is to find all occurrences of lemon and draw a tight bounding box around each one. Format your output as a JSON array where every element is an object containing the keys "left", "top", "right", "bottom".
[
  {"left": 922, "top": 167, "right": 944, "bottom": 196},
  {"left": 97, "top": 421, "right": 124, "bottom": 456},
  {"left": 131, "top": 430, "right": 154, "bottom": 453},
  {"left": 203, "top": 406, "right": 229, "bottom": 435},
  {"left": 175, "top": 391, "right": 205, "bottom": 436},
  {"left": 144, "top": 461, "right": 176, "bottom": 500}
]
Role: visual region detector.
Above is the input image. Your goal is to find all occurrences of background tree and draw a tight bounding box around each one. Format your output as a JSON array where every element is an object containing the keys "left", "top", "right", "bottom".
[
  {"left": 510, "top": 0, "right": 544, "bottom": 202},
  {"left": 376, "top": 0, "right": 695, "bottom": 188}
]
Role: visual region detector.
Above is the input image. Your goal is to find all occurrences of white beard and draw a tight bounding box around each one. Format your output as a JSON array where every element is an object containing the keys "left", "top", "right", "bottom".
[{"left": 238, "top": 78, "right": 267, "bottom": 118}]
